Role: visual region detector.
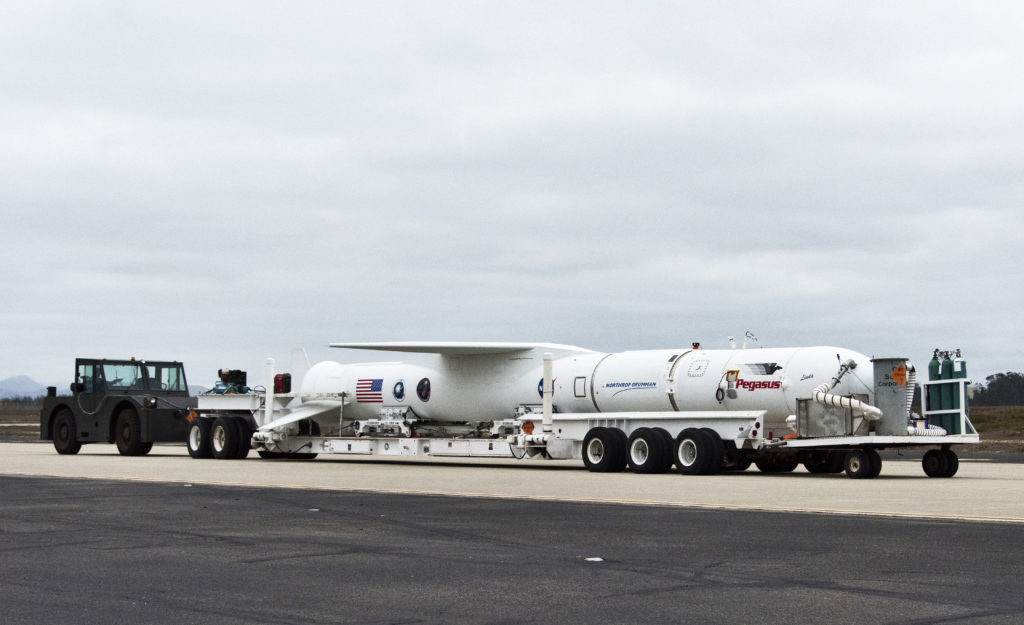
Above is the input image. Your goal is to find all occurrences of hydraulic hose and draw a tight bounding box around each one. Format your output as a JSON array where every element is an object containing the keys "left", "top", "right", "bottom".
[
  {"left": 813, "top": 390, "right": 883, "bottom": 420},
  {"left": 812, "top": 359, "right": 883, "bottom": 421}
]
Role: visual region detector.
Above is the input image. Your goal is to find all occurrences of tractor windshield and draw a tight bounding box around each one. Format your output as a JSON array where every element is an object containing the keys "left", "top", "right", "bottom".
[{"left": 101, "top": 362, "right": 146, "bottom": 391}]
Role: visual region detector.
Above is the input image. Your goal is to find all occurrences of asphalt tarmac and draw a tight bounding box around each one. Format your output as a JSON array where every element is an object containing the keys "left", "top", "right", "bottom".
[
  {"left": 3, "top": 443, "right": 1024, "bottom": 624},
  {"left": 3, "top": 476, "right": 1024, "bottom": 625}
]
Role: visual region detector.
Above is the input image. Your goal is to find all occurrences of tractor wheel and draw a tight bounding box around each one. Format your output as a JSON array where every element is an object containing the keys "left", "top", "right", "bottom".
[
  {"left": 114, "top": 408, "right": 147, "bottom": 456},
  {"left": 52, "top": 409, "right": 82, "bottom": 455}
]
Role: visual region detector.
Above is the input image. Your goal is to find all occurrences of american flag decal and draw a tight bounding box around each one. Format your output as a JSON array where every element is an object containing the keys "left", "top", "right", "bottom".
[{"left": 356, "top": 378, "right": 384, "bottom": 403}]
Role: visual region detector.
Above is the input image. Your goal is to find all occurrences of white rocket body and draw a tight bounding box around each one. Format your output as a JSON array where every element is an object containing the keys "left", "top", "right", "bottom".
[{"left": 300, "top": 343, "right": 874, "bottom": 433}]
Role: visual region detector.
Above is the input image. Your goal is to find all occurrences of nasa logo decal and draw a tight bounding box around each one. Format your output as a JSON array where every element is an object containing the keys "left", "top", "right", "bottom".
[
  {"left": 393, "top": 380, "right": 405, "bottom": 402},
  {"left": 416, "top": 377, "right": 431, "bottom": 402},
  {"left": 537, "top": 378, "right": 556, "bottom": 399}
]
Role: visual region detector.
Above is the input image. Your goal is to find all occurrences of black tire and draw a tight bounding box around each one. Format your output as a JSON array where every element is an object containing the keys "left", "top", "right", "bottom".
[
  {"left": 943, "top": 449, "right": 959, "bottom": 477},
  {"left": 805, "top": 451, "right": 844, "bottom": 474},
  {"left": 845, "top": 449, "right": 878, "bottom": 479},
  {"left": 114, "top": 408, "right": 146, "bottom": 456},
  {"left": 722, "top": 442, "right": 752, "bottom": 471},
  {"left": 729, "top": 457, "right": 753, "bottom": 472},
  {"left": 804, "top": 460, "right": 830, "bottom": 474},
  {"left": 699, "top": 428, "right": 725, "bottom": 475},
  {"left": 923, "top": 449, "right": 950, "bottom": 478},
  {"left": 755, "top": 456, "right": 797, "bottom": 473},
  {"left": 608, "top": 428, "right": 627, "bottom": 472},
  {"left": 582, "top": 427, "right": 610, "bottom": 471},
  {"left": 627, "top": 428, "right": 663, "bottom": 474},
  {"left": 187, "top": 418, "right": 212, "bottom": 459},
  {"left": 211, "top": 417, "right": 240, "bottom": 460},
  {"left": 778, "top": 458, "right": 799, "bottom": 472},
  {"left": 51, "top": 409, "right": 81, "bottom": 455},
  {"left": 866, "top": 449, "right": 882, "bottom": 478},
  {"left": 825, "top": 450, "right": 846, "bottom": 473},
  {"left": 651, "top": 427, "right": 675, "bottom": 473},
  {"left": 234, "top": 419, "right": 252, "bottom": 459},
  {"left": 675, "top": 428, "right": 712, "bottom": 475},
  {"left": 582, "top": 427, "right": 626, "bottom": 472}
]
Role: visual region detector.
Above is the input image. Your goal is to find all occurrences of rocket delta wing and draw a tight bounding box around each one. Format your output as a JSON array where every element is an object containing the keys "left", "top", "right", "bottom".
[{"left": 328, "top": 342, "right": 594, "bottom": 357}]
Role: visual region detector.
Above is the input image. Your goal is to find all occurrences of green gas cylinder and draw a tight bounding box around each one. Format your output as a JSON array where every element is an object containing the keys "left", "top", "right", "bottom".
[
  {"left": 940, "top": 352, "right": 954, "bottom": 413},
  {"left": 928, "top": 350, "right": 942, "bottom": 412},
  {"left": 950, "top": 350, "right": 967, "bottom": 433},
  {"left": 950, "top": 350, "right": 965, "bottom": 410}
]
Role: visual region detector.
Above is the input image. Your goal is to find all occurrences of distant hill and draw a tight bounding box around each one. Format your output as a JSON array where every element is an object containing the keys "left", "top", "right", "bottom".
[
  {"left": 0, "top": 375, "right": 210, "bottom": 398},
  {"left": 0, "top": 376, "right": 47, "bottom": 399}
]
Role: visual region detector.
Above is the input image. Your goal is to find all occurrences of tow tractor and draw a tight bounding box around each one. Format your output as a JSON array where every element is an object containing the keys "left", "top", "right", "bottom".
[{"left": 40, "top": 358, "right": 195, "bottom": 455}]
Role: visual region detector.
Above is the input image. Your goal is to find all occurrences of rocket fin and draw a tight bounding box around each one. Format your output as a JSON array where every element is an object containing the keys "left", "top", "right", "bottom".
[{"left": 258, "top": 400, "right": 341, "bottom": 432}]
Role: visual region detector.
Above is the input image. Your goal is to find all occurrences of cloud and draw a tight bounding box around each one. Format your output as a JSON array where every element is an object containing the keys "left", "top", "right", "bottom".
[{"left": 1, "top": 2, "right": 1023, "bottom": 385}]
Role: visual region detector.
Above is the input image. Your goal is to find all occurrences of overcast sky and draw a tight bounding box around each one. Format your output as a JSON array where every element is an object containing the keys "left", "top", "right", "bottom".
[{"left": 2, "top": 1, "right": 1022, "bottom": 389}]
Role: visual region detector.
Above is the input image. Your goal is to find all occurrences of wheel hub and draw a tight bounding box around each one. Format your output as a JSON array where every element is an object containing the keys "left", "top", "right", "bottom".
[
  {"left": 679, "top": 440, "right": 697, "bottom": 467},
  {"left": 630, "top": 440, "right": 649, "bottom": 465}
]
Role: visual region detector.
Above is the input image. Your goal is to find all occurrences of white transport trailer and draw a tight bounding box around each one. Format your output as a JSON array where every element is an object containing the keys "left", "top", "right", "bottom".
[{"left": 187, "top": 342, "right": 978, "bottom": 479}]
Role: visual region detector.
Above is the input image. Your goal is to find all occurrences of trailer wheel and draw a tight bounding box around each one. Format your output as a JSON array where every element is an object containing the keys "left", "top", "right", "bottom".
[
  {"left": 52, "top": 409, "right": 81, "bottom": 455},
  {"left": 804, "top": 455, "right": 828, "bottom": 473},
  {"left": 234, "top": 420, "right": 252, "bottom": 459},
  {"left": 755, "top": 456, "right": 799, "bottom": 473},
  {"left": 826, "top": 450, "right": 846, "bottom": 473},
  {"left": 114, "top": 408, "right": 148, "bottom": 456},
  {"left": 804, "top": 451, "right": 844, "bottom": 474},
  {"left": 866, "top": 449, "right": 882, "bottom": 478},
  {"left": 187, "top": 418, "right": 212, "bottom": 459},
  {"left": 609, "top": 428, "right": 627, "bottom": 470},
  {"left": 943, "top": 449, "right": 959, "bottom": 477},
  {"left": 675, "top": 428, "right": 713, "bottom": 475},
  {"left": 922, "top": 449, "right": 955, "bottom": 478},
  {"left": 211, "top": 417, "right": 241, "bottom": 460},
  {"left": 728, "top": 456, "right": 753, "bottom": 472},
  {"left": 582, "top": 427, "right": 626, "bottom": 472},
  {"left": 699, "top": 428, "right": 725, "bottom": 475},
  {"left": 627, "top": 428, "right": 665, "bottom": 474},
  {"left": 844, "top": 449, "right": 880, "bottom": 479},
  {"left": 650, "top": 427, "right": 675, "bottom": 473},
  {"left": 722, "top": 442, "right": 751, "bottom": 471}
]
